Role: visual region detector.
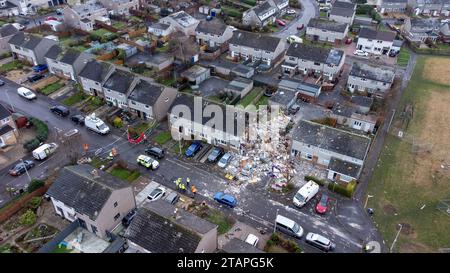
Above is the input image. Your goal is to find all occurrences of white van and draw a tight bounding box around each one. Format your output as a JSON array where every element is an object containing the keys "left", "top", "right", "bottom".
[
  {"left": 84, "top": 113, "right": 110, "bottom": 135},
  {"left": 275, "top": 215, "right": 304, "bottom": 238},
  {"left": 32, "top": 143, "right": 58, "bottom": 160},
  {"left": 287, "top": 35, "right": 303, "bottom": 44},
  {"left": 293, "top": 181, "right": 319, "bottom": 207},
  {"left": 17, "top": 87, "right": 37, "bottom": 100}
]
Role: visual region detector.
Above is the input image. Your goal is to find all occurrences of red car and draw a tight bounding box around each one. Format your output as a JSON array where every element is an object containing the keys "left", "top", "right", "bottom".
[
  {"left": 315, "top": 194, "right": 330, "bottom": 214},
  {"left": 345, "top": 38, "right": 353, "bottom": 44},
  {"left": 297, "top": 24, "right": 304, "bottom": 30},
  {"left": 46, "top": 16, "right": 59, "bottom": 21},
  {"left": 275, "top": 19, "right": 286, "bottom": 26}
]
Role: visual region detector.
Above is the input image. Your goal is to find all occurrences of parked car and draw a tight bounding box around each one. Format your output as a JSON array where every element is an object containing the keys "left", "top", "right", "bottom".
[
  {"left": 345, "top": 38, "right": 352, "bottom": 44},
  {"left": 288, "top": 104, "right": 300, "bottom": 115},
  {"left": 354, "top": 50, "right": 369, "bottom": 57},
  {"left": 32, "top": 64, "right": 48, "bottom": 73},
  {"left": 71, "top": 114, "right": 85, "bottom": 125},
  {"left": 389, "top": 50, "right": 399, "bottom": 57},
  {"left": 297, "top": 24, "right": 304, "bottom": 30},
  {"left": 32, "top": 143, "right": 58, "bottom": 160},
  {"left": 217, "top": 152, "right": 232, "bottom": 168},
  {"left": 145, "top": 147, "right": 165, "bottom": 159},
  {"left": 50, "top": 105, "right": 70, "bottom": 117},
  {"left": 185, "top": 141, "right": 202, "bottom": 157},
  {"left": 293, "top": 181, "right": 319, "bottom": 207},
  {"left": 9, "top": 160, "right": 35, "bottom": 176},
  {"left": 164, "top": 192, "right": 179, "bottom": 205},
  {"left": 275, "top": 19, "right": 286, "bottom": 26},
  {"left": 121, "top": 208, "right": 137, "bottom": 227},
  {"left": 147, "top": 187, "right": 166, "bottom": 201},
  {"left": 305, "top": 232, "right": 336, "bottom": 252},
  {"left": 0, "top": 79, "right": 4, "bottom": 86},
  {"left": 214, "top": 192, "right": 237, "bottom": 208},
  {"left": 245, "top": 234, "right": 259, "bottom": 247},
  {"left": 46, "top": 16, "right": 59, "bottom": 21},
  {"left": 17, "top": 87, "right": 36, "bottom": 100},
  {"left": 56, "top": 8, "right": 64, "bottom": 15},
  {"left": 27, "top": 74, "right": 44, "bottom": 83},
  {"left": 63, "top": 129, "right": 79, "bottom": 138},
  {"left": 275, "top": 215, "right": 304, "bottom": 238},
  {"left": 11, "top": 23, "right": 25, "bottom": 30},
  {"left": 137, "top": 155, "right": 159, "bottom": 170},
  {"left": 315, "top": 193, "right": 330, "bottom": 214},
  {"left": 287, "top": 35, "right": 302, "bottom": 44},
  {"left": 207, "top": 147, "right": 224, "bottom": 163},
  {"left": 286, "top": 9, "right": 297, "bottom": 15}
]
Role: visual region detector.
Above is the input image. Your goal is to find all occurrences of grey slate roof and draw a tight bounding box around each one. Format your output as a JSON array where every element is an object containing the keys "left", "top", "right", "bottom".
[
  {"left": 0, "top": 124, "right": 14, "bottom": 135},
  {"left": 292, "top": 120, "right": 371, "bottom": 160},
  {"left": 0, "top": 1, "right": 17, "bottom": 10},
  {"left": 150, "top": 22, "right": 171, "bottom": 30},
  {"left": 328, "top": 157, "right": 361, "bottom": 178},
  {"left": 8, "top": 32, "right": 42, "bottom": 50},
  {"left": 332, "top": 103, "right": 355, "bottom": 118},
  {"left": 46, "top": 165, "right": 130, "bottom": 220},
  {"left": 195, "top": 20, "right": 227, "bottom": 36},
  {"left": 254, "top": 1, "right": 276, "bottom": 17},
  {"left": 351, "top": 95, "right": 373, "bottom": 108},
  {"left": 359, "top": 27, "right": 396, "bottom": 42},
  {"left": 124, "top": 200, "right": 217, "bottom": 253},
  {"left": 226, "top": 77, "right": 253, "bottom": 93},
  {"left": 79, "top": 60, "right": 113, "bottom": 82},
  {"left": 350, "top": 62, "right": 395, "bottom": 83},
  {"left": 270, "top": 88, "right": 297, "bottom": 107},
  {"left": 382, "top": 0, "right": 407, "bottom": 3},
  {"left": 308, "top": 18, "right": 348, "bottom": 32},
  {"left": 279, "top": 78, "right": 321, "bottom": 97},
  {"left": 286, "top": 43, "right": 344, "bottom": 65},
  {"left": 330, "top": 2, "right": 356, "bottom": 17},
  {"left": 103, "top": 69, "right": 135, "bottom": 94},
  {"left": 333, "top": 1, "right": 356, "bottom": 9},
  {"left": 0, "top": 104, "right": 11, "bottom": 119},
  {"left": 60, "top": 50, "right": 82, "bottom": 65},
  {"left": 222, "top": 238, "right": 265, "bottom": 253},
  {"left": 45, "top": 45, "right": 62, "bottom": 59},
  {"left": 0, "top": 24, "right": 18, "bottom": 37},
  {"left": 128, "top": 79, "right": 164, "bottom": 106},
  {"left": 229, "top": 31, "right": 282, "bottom": 52}
]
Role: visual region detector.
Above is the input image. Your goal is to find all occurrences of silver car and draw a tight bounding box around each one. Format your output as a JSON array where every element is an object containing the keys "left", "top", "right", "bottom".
[
  {"left": 305, "top": 232, "right": 336, "bottom": 252},
  {"left": 217, "top": 152, "right": 232, "bottom": 168}
]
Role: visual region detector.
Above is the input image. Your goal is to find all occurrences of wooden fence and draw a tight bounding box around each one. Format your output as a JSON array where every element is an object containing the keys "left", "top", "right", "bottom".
[
  {"left": 0, "top": 185, "right": 49, "bottom": 224},
  {"left": 96, "top": 50, "right": 118, "bottom": 61}
]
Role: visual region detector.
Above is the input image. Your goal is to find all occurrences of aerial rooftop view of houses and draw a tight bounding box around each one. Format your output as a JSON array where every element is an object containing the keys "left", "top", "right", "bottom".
[{"left": 0, "top": 0, "right": 448, "bottom": 258}]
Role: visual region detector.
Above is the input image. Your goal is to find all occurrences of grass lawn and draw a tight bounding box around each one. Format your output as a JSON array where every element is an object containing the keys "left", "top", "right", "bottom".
[
  {"left": 52, "top": 245, "right": 73, "bottom": 253},
  {"left": 320, "top": 11, "right": 327, "bottom": 17},
  {"left": 222, "top": 6, "right": 242, "bottom": 18},
  {"left": 0, "top": 20, "right": 6, "bottom": 27},
  {"left": 0, "top": 60, "right": 23, "bottom": 73},
  {"left": 108, "top": 166, "right": 140, "bottom": 183},
  {"left": 40, "top": 81, "right": 65, "bottom": 95},
  {"left": 396, "top": 48, "right": 410, "bottom": 67},
  {"left": 90, "top": 157, "right": 110, "bottom": 169},
  {"left": 155, "top": 43, "right": 169, "bottom": 53},
  {"left": 255, "top": 95, "right": 269, "bottom": 108},
  {"left": 206, "top": 210, "right": 235, "bottom": 234},
  {"left": 367, "top": 56, "right": 450, "bottom": 252},
  {"left": 302, "top": 38, "right": 332, "bottom": 49},
  {"left": 62, "top": 91, "right": 87, "bottom": 106},
  {"left": 112, "top": 21, "right": 127, "bottom": 29},
  {"left": 91, "top": 28, "right": 113, "bottom": 37},
  {"left": 159, "top": 77, "right": 176, "bottom": 87},
  {"left": 153, "top": 131, "right": 172, "bottom": 145},
  {"left": 237, "top": 88, "right": 263, "bottom": 107}
]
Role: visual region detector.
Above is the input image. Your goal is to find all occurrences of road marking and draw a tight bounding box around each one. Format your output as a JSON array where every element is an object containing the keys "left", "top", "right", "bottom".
[{"left": 166, "top": 158, "right": 191, "bottom": 170}]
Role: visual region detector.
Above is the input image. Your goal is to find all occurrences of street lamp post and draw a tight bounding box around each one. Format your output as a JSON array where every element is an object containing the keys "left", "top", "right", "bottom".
[
  {"left": 20, "top": 158, "right": 32, "bottom": 183},
  {"left": 390, "top": 223, "right": 403, "bottom": 253},
  {"left": 273, "top": 209, "right": 279, "bottom": 233},
  {"left": 364, "top": 194, "right": 374, "bottom": 209}
]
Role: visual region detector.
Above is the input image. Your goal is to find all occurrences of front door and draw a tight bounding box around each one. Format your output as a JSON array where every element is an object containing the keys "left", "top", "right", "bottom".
[{"left": 78, "top": 219, "right": 87, "bottom": 229}]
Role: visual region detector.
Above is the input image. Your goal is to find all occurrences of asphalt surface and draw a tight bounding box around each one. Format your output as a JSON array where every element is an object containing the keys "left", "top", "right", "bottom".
[{"left": 272, "top": 0, "right": 319, "bottom": 39}]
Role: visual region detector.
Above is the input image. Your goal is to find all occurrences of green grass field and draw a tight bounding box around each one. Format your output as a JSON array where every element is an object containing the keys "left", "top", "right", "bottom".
[
  {"left": 108, "top": 166, "right": 140, "bottom": 183},
  {"left": 153, "top": 131, "right": 172, "bottom": 145},
  {"left": 40, "top": 81, "right": 65, "bottom": 95},
  {"left": 367, "top": 56, "right": 450, "bottom": 252},
  {"left": 62, "top": 91, "right": 86, "bottom": 106},
  {"left": 397, "top": 48, "right": 410, "bottom": 67},
  {"left": 237, "top": 88, "right": 263, "bottom": 107}
]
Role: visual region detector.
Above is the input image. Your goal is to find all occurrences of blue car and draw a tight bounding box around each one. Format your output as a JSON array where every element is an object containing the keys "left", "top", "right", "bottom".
[
  {"left": 185, "top": 141, "right": 202, "bottom": 157},
  {"left": 214, "top": 192, "right": 237, "bottom": 208},
  {"left": 32, "top": 64, "right": 48, "bottom": 73}
]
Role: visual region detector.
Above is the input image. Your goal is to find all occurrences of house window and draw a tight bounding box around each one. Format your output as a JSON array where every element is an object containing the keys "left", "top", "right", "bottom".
[
  {"left": 165, "top": 98, "right": 169, "bottom": 102},
  {"left": 354, "top": 121, "right": 362, "bottom": 126},
  {"left": 114, "top": 213, "right": 121, "bottom": 221},
  {"left": 113, "top": 201, "right": 118, "bottom": 207},
  {"left": 289, "top": 57, "right": 296, "bottom": 61},
  {"left": 131, "top": 101, "right": 136, "bottom": 105},
  {"left": 145, "top": 105, "right": 149, "bottom": 109}
]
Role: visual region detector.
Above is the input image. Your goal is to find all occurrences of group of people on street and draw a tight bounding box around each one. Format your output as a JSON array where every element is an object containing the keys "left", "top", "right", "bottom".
[{"left": 175, "top": 177, "right": 197, "bottom": 197}]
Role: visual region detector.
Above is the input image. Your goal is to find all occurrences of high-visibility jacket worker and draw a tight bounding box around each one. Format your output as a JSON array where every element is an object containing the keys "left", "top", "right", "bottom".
[
  {"left": 180, "top": 183, "right": 186, "bottom": 191},
  {"left": 191, "top": 185, "right": 197, "bottom": 194}
]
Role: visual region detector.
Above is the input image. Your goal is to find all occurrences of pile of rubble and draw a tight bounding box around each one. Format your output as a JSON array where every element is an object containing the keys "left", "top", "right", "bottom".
[{"left": 224, "top": 113, "right": 297, "bottom": 191}]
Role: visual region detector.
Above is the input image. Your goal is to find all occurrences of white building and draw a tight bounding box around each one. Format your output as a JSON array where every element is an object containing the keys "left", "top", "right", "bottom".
[{"left": 356, "top": 27, "right": 396, "bottom": 55}]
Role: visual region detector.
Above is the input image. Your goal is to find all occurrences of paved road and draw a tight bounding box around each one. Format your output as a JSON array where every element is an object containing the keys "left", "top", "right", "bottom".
[{"left": 272, "top": 0, "right": 319, "bottom": 39}]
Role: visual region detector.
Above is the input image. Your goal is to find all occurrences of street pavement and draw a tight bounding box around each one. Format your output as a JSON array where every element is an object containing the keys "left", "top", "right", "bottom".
[{"left": 272, "top": 0, "right": 319, "bottom": 39}]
